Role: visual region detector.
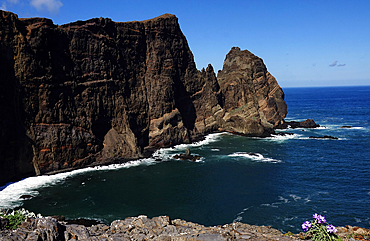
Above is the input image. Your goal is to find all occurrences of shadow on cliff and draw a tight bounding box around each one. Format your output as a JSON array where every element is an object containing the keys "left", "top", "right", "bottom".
[
  {"left": 173, "top": 75, "right": 196, "bottom": 133},
  {"left": 0, "top": 45, "right": 35, "bottom": 185}
]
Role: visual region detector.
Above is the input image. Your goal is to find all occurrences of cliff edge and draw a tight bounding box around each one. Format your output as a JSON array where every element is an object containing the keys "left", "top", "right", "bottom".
[{"left": 0, "top": 10, "right": 287, "bottom": 185}]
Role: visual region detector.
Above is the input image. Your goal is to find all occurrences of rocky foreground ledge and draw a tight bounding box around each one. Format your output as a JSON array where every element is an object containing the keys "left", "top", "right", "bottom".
[{"left": 1, "top": 215, "right": 369, "bottom": 241}]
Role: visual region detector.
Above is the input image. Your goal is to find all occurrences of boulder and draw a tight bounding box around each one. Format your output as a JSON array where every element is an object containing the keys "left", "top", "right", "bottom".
[
  {"left": 19, "top": 194, "right": 34, "bottom": 200},
  {"left": 275, "top": 119, "right": 320, "bottom": 129},
  {"left": 173, "top": 148, "right": 201, "bottom": 161}
]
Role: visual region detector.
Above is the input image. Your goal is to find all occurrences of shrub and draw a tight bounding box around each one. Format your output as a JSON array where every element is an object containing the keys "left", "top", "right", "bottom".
[{"left": 0, "top": 208, "right": 42, "bottom": 230}]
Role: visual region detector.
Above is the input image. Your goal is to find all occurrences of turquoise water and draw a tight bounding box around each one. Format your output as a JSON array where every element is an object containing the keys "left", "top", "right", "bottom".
[{"left": 1, "top": 86, "right": 369, "bottom": 232}]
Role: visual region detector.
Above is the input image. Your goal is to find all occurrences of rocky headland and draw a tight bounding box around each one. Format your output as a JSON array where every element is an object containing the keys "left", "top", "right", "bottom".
[{"left": 0, "top": 10, "right": 288, "bottom": 185}]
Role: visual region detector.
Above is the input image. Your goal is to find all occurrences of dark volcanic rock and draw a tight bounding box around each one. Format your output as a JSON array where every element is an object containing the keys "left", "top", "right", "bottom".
[
  {"left": 173, "top": 147, "right": 201, "bottom": 161},
  {"left": 173, "top": 154, "right": 201, "bottom": 161},
  {"left": 19, "top": 194, "right": 34, "bottom": 199},
  {"left": 275, "top": 119, "right": 320, "bottom": 129},
  {"left": 309, "top": 135, "right": 338, "bottom": 140},
  {"left": 0, "top": 10, "right": 287, "bottom": 185}
]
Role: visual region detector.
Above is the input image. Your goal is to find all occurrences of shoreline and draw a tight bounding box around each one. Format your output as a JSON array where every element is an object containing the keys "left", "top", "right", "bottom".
[{"left": 0, "top": 118, "right": 317, "bottom": 188}]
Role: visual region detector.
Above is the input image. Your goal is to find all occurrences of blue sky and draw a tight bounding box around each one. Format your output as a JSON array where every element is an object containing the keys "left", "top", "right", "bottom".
[{"left": 1, "top": 0, "right": 369, "bottom": 87}]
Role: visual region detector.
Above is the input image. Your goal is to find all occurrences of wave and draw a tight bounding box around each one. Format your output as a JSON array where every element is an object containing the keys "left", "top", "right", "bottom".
[
  {"left": 228, "top": 152, "right": 281, "bottom": 163},
  {"left": 152, "top": 132, "right": 226, "bottom": 161},
  {"left": 320, "top": 125, "right": 366, "bottom": 130},
  {"left": 345, "top": 127, "right": 365, "bottom": 130},
  {"left": 297, "top": 136, "right": 345, "bottom": 141},
  {"left": 0, "top": 132, "right": 228, "bottom": 209},
  {"left": 0, "top": 158, "right": 157, "bottom": 210},
  {"left": 173, "top": 132, "right": 226, "bottom": 150},
  {"left": 266, "top": 133, "right": 301, "bottom": 141},
  {"left": 233, "top": 194, "right": 308, "bottom": 225}
]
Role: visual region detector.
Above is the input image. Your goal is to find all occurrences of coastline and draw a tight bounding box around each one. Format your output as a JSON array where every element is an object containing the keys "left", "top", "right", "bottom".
[
  {"left": 0, "top": 119, "right": 315, "bottom": 188},
  {"left": 1, "top": 115, "right": 367, "bottom": 233}
]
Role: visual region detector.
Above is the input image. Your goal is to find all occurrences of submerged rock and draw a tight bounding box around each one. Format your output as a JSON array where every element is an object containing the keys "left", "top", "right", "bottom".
[{"left": 309, "top": 135, "right": 339, "bottom": 140}]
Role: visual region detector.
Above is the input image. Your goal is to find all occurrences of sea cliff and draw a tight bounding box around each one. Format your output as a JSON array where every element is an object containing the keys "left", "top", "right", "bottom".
[{"left": 0, "top": 10, "right": 287, "bottom": 185}]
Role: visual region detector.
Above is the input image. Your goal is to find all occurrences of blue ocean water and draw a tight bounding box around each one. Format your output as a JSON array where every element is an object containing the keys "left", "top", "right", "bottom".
[{"left": 1, "top": 86, "right": 369, "bottom": 232}]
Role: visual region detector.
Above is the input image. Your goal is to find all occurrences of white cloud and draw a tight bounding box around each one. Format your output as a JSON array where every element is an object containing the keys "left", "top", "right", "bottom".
[
  {"left": 1, "top": 2, "right": 7, "bottom": 10},
  {"left": 1, "top": 0, "right": 21, "bottom": 10},
  {"left": 30, "top": 0, "right": 62, "bottom": 13}
]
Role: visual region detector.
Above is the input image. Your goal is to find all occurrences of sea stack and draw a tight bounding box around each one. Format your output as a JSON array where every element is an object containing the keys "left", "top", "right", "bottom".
[{"left": 0, "top": 10, "right": 287, "bottom": 185}]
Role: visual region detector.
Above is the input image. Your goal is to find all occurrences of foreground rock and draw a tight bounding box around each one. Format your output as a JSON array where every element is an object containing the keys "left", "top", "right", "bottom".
[
  {"left": 1, "top": 215, "right": 369, "bottom": 241},
  {"left": 0, "top": 215, "right": 297, "bottom": 241},
  {"left": 0, "top": 11, "right": 287, "bottom": 185}
]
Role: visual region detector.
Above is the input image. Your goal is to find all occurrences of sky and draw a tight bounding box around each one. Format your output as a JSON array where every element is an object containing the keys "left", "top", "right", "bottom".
[{"left": 1, "top": 0, "right": 370, "bottom": 87}]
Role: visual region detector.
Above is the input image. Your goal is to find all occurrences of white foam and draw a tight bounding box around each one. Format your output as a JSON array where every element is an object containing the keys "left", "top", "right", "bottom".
[
  {"left": 354, "top": 217, "right": 362, "bottom": 223},
  {"left": 267, "top": 133, "right": 301, "bottom": 142},
  {"left": 349, "top": 127, "right": 365, "bottom": 130},
  {"left": 261, "top": 203, "right": 278, "bottom": 208},
  {"left": 151, "top": 132, "right": 226, "bottom": 161},
  {"left": 173, "top": 132, "right": 225, "bottom": 150},
  {"left": 233, "top": 216, "right": 243, "bottom": 222},
  {"left": 211, "top": 149, "right": 220, "bottom": 152},
  {"left": 289, "top": 194, "right": 302, "bottom": 202},
  {"left": 228, "top": 152, "right": 281, "bottom": 163},
  {"left": 0, "top": 158, "right": 157, "bottom": 209},
  {"left": 236, "top": 211, "right": 245, "bottom": 216},
  {"left": 278, "top": 196, "right": 289, "bottom": 203}
]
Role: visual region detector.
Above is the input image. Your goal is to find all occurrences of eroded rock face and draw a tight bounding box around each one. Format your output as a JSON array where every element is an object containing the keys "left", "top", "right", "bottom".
[
  {"left": 0, "top": 10, "right": 287, "bottom": 185},
  {"left": 217, "top": 47, "right": 287, "bottom": 136}
]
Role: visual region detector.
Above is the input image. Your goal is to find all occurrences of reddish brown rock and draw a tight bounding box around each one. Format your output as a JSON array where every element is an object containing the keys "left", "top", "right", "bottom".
[
  {"left": 0, "top": 10, "right": 287, "bottom": 185},
  {"left": 217, "top": 47, "right": 287, "bottom": 136}
]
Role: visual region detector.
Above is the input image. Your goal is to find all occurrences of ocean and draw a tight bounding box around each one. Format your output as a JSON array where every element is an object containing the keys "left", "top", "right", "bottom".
[{"left": 1, "top": 86, "right": 369, "bottom": 233}]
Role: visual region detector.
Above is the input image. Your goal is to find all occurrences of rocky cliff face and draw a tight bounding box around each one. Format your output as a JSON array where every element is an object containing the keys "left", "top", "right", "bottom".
[
  {"left": 217, "top": 47, "right": 287, "bottom": 136},
  {"left": 0, "top": 10, "right": 287, "bottom": 185}
]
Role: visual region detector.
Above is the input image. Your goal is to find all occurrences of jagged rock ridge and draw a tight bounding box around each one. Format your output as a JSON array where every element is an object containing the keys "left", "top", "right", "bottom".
[{"left": 0, "top": 10, "right": 287, "bottom": 185}]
